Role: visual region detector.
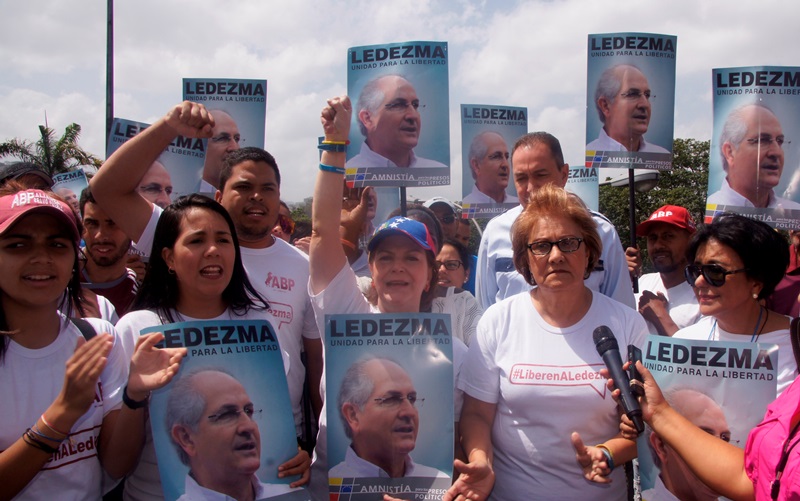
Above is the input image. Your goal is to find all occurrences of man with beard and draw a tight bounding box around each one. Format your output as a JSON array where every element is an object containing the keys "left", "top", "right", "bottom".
[
  {"left": 587, "top": 64, "right": 669, "bottom": 153},
  {"left": 330, "top": 357, "right": 449, "bottom": 479},
  {"left": 89, "top": 102, "right": 323, "bottom": 466},
  {"left": 707, "top": 103, "right": 800, "bottom": 210},
  {"left": 168, "top": 369, "right": 305, "bottom": 501},
  {"left": 633, "top": 205, "right": 701, "bottom": 336},
  {"left": 642, "top": 388, "right": 730, "bottom": 501},
  {"left": 79, "top": 187, "right": 138, "bottom": 316}
]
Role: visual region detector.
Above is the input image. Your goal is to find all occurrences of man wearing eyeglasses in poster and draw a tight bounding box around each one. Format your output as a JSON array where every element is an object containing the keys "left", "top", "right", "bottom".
[
  {"left": 347, "top": 75, "right": 446, "bottom": 169},
  {"left": 330, "top": 357, "right": 449, "bottom": 479},
  {"left": 137, "top": 160, "right": 174, "bottom": 209},
  {"left": 168, "top": 369, "right": 306, "bottom": 501},
  {"left": 642, "top": 388, "right": 731, "bottom": 501},
  {"left": 199, "top": 109, "right": 242, "bottom": 193},
  {"left": 707, "top": 103, "right": 800, "bottom": 210},
  {"left": 586, "top": 64, "right": 670, "bottom": 154}
]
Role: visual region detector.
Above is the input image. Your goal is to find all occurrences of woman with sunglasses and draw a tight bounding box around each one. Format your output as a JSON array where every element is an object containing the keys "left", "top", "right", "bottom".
[
  {"left": 674, "top": 213, "right": 797, "bottom": 394},
  {"left": 115, "top": 195, "right": 310, "bottom": 500},
  {"left": 447, "top": 185, "right": 647, "bottom": 501},
  {"left": 272, "top": 201, "right": 295, "bottom": 243}
]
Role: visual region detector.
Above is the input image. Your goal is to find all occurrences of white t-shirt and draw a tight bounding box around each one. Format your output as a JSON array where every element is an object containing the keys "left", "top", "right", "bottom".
[
  {"left": 459, "top": 290, "right": 647, "bottom": 501},
  {"left": 476, "top": 204, "right": 635, "bottom": 310},
  {"left": 635, "top": 273, "right": 702, "bottom": 336},
  {"left": 128, "top": 204, "right": 318, "bottom": 437},
  {"left": 306, "top": 262, "right": 467, "bottom": 501},
  {"left": 674, "top": 316, "right": 799, "bottom": 395},
  {"left": 116, "top": 307, "right": 289, "bottom": 501},
  {"left": 0, "top": 315, "right": 126, "bottom": 501}
]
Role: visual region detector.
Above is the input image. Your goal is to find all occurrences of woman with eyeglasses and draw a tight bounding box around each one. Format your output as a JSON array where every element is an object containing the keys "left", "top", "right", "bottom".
[
  {"left": 115, "top": 195, "right": 310, "bottom": 500},
  {"left": 446, "top": 185, "right": 648, "bottom": 501},
  {"left": 673, "top": 213, "right": 797, "bottom": 394},
  {"left": 437, "top": 239, "right": 471, "bottom": 290}
]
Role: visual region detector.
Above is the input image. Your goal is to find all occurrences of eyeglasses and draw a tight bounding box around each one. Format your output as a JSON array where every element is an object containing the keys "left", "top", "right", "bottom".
[
  {"left": 138, "top": 184, "right": 173, "bottom": 197},
  {"left": 619, "top": 89, "right": 653, "bottom": 101},
  {"left": 684, "top": 264, "right": 748, "bottom": 287},
  {"left": 436, "top": 259, "right": 463, "bottom": 271},
  {"left": 207, "top": 404, "right": 262, "bottom": 425},
  {"left": 437, "top": 215, "right": 456, "bottom": 225},
  {"left": 210, "top": 133, "right": 243, "bottom": 145},
  {"left": 384, "top": 99, "right": 423, "bottom": 113},
  {"left": 373, "top": 393, "right": 424, "bottom": 408},
  {"left": 744, "top": 135, "right": 788, "bottom": 148},
  {"left": 527, "top": 237, "right": 583, "bottom": 256},
  {"left": 276, "top": 213, "right": 295, "bottom": 235}
]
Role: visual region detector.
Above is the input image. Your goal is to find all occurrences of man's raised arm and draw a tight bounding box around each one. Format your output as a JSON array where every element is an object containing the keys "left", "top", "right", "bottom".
[{"left": 91, "top": 102, "right": 214, "bottom": 242}]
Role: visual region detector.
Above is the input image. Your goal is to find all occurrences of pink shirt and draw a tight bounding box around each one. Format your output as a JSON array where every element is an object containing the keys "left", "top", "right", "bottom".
[{"left": 745, "top": 375, "right": 800, "bottom": 500}]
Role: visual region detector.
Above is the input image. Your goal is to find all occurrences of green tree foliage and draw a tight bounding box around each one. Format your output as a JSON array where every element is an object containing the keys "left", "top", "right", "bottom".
[
  {"left": 599, "top": 138, "right": 710, "bottom": 273},
  {"left": 0, "top": 123, "right": 101, "bottom": 176}
]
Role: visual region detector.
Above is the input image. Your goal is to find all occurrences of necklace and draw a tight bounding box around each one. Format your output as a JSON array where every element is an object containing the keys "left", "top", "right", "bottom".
[{"left": 706, "top": 306, "right": 766, "bottom": 342}]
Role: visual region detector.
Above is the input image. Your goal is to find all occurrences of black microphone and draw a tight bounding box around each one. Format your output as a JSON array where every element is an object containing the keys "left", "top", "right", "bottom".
[{"left": 593, "top": 325, "right": 645, "bottom": 434}]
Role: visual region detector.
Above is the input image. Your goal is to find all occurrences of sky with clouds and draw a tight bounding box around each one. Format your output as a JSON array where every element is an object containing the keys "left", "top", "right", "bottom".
[{"left": 1, "top": 0, "right": 797, "bottom": 203}]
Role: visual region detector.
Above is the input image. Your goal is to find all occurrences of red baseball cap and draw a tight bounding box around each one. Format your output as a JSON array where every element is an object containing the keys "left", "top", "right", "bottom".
[
  {"left": 636, "top": 205, "right": 696, "bottom": 237},
  {"left": 0, "top": 190, "right": 80, "bottom": 243}
]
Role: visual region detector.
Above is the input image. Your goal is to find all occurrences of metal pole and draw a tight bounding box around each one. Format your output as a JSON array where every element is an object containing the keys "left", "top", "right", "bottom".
[
  {"left": 105, "top": 0, "right": 114, "bottom": 148},
  {"left": 628, "top": 168, "right": 638, "bottom": 293}
]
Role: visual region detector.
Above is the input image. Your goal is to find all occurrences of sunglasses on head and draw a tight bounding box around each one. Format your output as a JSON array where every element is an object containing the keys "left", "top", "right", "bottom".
[
  {"left": 684, "top": 264, "right": 747, "bottom": 287},
  {"left": 277, "top": 213, "right": 295, "bottom": 235}
]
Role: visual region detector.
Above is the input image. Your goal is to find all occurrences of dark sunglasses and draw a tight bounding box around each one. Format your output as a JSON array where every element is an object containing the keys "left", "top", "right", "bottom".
[
  {"left": 277, "top": 213, "right": 295, "bottom": 235},
  {"left": 436, "top": 259, "right": 463, "bottom": 271},
  {"left": 684, "top": 264, "right": 747, "bottom": 287}
]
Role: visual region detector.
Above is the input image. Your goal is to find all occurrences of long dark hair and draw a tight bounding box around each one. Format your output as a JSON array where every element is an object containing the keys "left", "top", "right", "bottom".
[
  {"left": 0, "top": 181, "right": 84, "bottom": 362},
  {"left": 132, "top": 194, "right": 268, "bottom": 322}
]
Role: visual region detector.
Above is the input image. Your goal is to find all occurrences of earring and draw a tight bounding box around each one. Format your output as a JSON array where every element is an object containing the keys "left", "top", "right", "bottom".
[
  {"left": 168, "top": 268, "right": 175, "bottom": 275},
  {"left": 752, "top": 293, "right": 758, "bottom": 299}
]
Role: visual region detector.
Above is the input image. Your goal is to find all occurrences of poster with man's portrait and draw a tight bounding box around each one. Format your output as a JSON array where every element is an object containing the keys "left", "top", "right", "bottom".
[
  {"left": 325, "top": 313, "right": 454, "bottom": 500},
  {"left": 585, "top": 33, "right": 676, "bottom": 171},
  {"left": 146, "top": 320, "right": 310, "bottom": 501},
  {"left": 346, "top": 41, "right": 450, "bottom": 188},
  {"left": 705, "top": 66, "right": 800, "bottom": 230},
  {"left": 460, "top": 104, "right": 526, "bottom": 218}
]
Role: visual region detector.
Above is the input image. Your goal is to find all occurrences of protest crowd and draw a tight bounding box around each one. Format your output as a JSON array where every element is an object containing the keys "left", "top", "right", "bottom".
[{"left": 2, "top": 40, "right": 800, "bottom": 501}]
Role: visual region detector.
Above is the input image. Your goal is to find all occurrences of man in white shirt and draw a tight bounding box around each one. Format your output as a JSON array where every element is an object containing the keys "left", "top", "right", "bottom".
[
  {"left": 477, "top": 132, "right": 634, "bottom": 309},
  {"left": 330, "top": 357, "right": 448, "bottom": 479},
  {"left": 632, "top": 205, "right": 702, "bottom": 336},
  {"left": 199, "top": 109, "right": 241, "bottom": 193},
  {"left": 707, "top": 103, "right": 800, "bottom": 210},
  {"left": 347, "top": 75, "right": 445, "bottom": 169},
  {"left": 169, "top": 370, "right": 304, "bottom": 501},
  {"left": 586, "top": 64, "right": 669, "bottom": 154},
  {"left": 462, "top": 131, "right": 518, "bottom": 204}
]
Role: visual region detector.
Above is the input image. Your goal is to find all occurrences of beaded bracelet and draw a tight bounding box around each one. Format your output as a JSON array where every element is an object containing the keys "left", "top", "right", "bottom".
[{"left": 319, "top": 163, "right": 346, "bottom": 175}]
